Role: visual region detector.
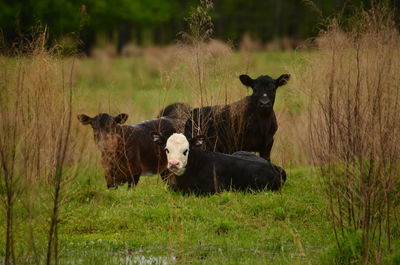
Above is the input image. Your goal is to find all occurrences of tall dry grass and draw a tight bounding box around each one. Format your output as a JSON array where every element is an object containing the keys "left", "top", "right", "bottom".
[
  {"left": 294, "top": 6, "right": 400, "bottom": 264},
  {"left": 0, "top": 31, "right": 84, "bottom": 264}
]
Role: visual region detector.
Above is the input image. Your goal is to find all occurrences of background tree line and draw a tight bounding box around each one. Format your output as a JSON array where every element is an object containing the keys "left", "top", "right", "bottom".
[{"left": 0, "top": 0, "right": 398, "bottom": 55}]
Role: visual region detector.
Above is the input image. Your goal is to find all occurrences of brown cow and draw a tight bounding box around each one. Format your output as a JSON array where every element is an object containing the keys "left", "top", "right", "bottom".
[{"left": 78, "top": 113, "right": 179, "bottom": 188}]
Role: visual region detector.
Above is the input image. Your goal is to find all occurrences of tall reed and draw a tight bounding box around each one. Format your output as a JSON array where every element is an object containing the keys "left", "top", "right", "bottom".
[
  {"left": 297, "top": 6, "right": 400, "bottom": 264},
  {"left": 0, "top": 30, "right": 83, "bottom": 264}
]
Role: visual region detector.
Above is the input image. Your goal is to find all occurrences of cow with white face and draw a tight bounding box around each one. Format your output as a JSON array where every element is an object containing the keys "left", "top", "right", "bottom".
[
  {"left": 151, "top": 133, "right": 203, "bottom": 176},
  {"left": 151, "top": 132, "right": 286, "bottom": 195}
]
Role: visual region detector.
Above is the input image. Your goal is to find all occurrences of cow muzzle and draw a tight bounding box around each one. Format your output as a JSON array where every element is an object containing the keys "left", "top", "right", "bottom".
[
  {"left": 259, "top": 98, "right": 272, "bottom": 108},
  {"left": 168, "top": 160, "right": 181, "bottom": 170}
]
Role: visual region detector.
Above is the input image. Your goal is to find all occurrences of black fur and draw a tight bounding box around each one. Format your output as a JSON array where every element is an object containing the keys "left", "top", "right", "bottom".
[
  {"left": 185, "top": 74, "right": 290, "bottom": 161},
  {"left": 153, "top": 134, "right": 286, "bottom": 195}
]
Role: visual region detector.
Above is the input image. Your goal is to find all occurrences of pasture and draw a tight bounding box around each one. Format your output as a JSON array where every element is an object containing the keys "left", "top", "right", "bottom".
[
  {"left": 0, "top": 50, "right": 333, "bottom": 264},
  {"left": 70, "top": 51, "right": 325, "bottom": 264},
  {"left": 1, "top": 9, "right": 400, "bottom": 264}
]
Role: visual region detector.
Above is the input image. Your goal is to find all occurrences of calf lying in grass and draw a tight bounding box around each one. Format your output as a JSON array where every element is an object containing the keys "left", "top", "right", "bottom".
[
  {"left": 152, "top": 133, "right": 286, "bottom": 195},
  {"left": 78, "top": 113, "right": 178, "bottom": 188}
]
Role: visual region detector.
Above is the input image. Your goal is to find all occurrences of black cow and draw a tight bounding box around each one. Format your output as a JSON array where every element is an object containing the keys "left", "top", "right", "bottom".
[
  {"left": 151, "top": 132, "right": 286, "bottom": 195},
  {"left": 185, "top": 73, "right": 290, "bottom": 161}
]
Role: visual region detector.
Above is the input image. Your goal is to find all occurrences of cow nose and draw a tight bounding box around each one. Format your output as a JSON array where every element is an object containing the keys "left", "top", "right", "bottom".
[
  {"left": 168, "top": 160, "right": 181, "bottom": 169},
  {"left": 259, "top": 99, "right": 271, "bottom": 107}
]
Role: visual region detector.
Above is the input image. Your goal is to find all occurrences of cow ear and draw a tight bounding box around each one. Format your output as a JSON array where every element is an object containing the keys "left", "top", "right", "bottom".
[
  {"left": 239, "top": 74, "right": 254, "bottom": 87},
  {"left": 276, "top": 74, "right": 290, "bottom": 87},
  {"left": 191, "top": 135, "right": 205, "bottom": 147},
  {"left": 114, "top": 113, "right": 128, "bottom": 124},
  {"left": 151, "top": 132, "right": 165, "bottom": 146},
  {"left": 77, "top": 114, "right": 92, "bottom": 125}
]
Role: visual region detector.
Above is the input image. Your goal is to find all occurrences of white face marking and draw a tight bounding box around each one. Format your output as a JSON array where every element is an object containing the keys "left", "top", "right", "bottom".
[{"left": 165, "top": 133, "right": 190, "bottom": 176}]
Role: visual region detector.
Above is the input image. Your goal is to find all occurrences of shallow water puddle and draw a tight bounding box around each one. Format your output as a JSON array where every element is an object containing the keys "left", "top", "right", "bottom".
[
  {"left": 3, "top": 244, "right": 324, "bottom": 264},
  {"left": 116, "top": 255, "right": 176, "bottom": 265}
]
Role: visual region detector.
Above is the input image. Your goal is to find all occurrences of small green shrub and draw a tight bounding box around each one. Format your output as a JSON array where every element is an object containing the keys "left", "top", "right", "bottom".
[{"left": 321, "top": 229, "right": 362, "bottom": 265}]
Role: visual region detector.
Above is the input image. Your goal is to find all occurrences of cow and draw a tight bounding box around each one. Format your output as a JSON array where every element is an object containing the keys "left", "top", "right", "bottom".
[
  {"left": 77, "top": 113, "right": 178, "bottom": 189},
  {"left": 151, "top": 132, "right": 286, "bottom": 195},
  {"left": 185, "top": 73, "right": 290, "bottom": 161},
  {"left": 156, "top": 102, "right": 192, "bottom": 183}
]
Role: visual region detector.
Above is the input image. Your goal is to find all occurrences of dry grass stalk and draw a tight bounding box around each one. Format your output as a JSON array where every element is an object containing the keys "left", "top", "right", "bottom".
[
  {"left": 299, "top": 7, "right": 400, "bottom": 263},
  {"left": 0, "top": 30, "right": 83, "bottom": 264}
]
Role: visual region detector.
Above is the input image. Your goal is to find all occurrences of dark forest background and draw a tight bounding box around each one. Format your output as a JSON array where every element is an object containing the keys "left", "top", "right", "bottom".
[{"left": 0, "top": 0, "right": 398, "bottom": 55}]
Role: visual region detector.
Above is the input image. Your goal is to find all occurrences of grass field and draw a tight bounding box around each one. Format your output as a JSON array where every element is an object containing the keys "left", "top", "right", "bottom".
[
  {"left": 58, "top": 167, "right": 329, "bottom": 265},
  {"left": 63, "top": 51, "right": 329, "bottom": 264},
  {"left": 0, "top": 50, "right": 334, "bottom": 265},
  {"left": 1, "top": 43, "right": 399, "bottom": 265},
  {"left": 2, "top": 6, "right": 400, "bottom": 264}
]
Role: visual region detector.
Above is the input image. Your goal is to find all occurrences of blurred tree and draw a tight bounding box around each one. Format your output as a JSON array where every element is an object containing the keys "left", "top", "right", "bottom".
[{"left": 0, "top": 0, "right": 398, "bottom": 54}]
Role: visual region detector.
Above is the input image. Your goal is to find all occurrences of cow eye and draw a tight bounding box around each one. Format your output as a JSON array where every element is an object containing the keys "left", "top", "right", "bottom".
[
  {"left": 183, "top": 149, "right": 188, "bottom": 156},
  {"left": 165, "top": 148, "right": 169, "bottom": 154}
]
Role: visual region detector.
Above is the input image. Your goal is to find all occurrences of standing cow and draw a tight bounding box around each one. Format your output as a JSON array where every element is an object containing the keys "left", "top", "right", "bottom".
[
  {"left": 78, "top": 113, "right": 178, "bottom": 188},
  {"left": 184, "top": 73, "right": 290, "bottom": 161},
  {"left": 152, "top": 132, "right": 286, "bottom": 195}
]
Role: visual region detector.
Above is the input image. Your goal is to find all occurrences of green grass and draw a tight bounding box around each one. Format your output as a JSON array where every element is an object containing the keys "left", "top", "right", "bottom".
[
  {"left": 54, "top": 50, "right": 398, "bottom": 264},
  {"left": 56, "top": 166, "right": 330, "bottom": 264},
  {"left": 0, "top": 51, "right": 335, "bottom": 264}
]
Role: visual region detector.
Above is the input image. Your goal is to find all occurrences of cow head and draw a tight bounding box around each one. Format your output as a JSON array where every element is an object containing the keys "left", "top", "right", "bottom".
[
  {"left": 151, "top": 132, "right": 204, "bottom": 176},
  {"left": 239, "top": 74, "right": 290, "bottom": 110},
  {"left": 78, "top": 113, "right": 129, "bottom": 189},
  {"left": 77, "top": 113, "right": 128, "bottom": 142}
]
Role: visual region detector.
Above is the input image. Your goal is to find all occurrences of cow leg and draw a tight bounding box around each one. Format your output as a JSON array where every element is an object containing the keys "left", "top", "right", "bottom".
[
  {"left": 127, "top": 174, "right": 140, "bottom": 190},
  {"left": 260, "top": 139, "right": 274, "bottom": 162},
  {"left": 127, "top": 174, "right": 134, "bottom": 189},
  {"left": 127, "top": 168, "right": 141, "bottom": 190}
]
